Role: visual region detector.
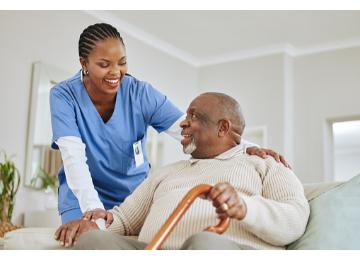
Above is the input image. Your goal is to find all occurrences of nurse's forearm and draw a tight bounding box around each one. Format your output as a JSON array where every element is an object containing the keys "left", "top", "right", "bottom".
[
  {"left": 56, "top": 136, "right": 105, "bottom": 214},
  {"left": 164, "top": 114, "right": 185, "bottom": 142}
]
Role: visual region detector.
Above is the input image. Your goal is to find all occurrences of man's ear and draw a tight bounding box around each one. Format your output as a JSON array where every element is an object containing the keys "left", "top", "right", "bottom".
[{"left": 218, "top": 119, "right": 231, "bottom": 137}]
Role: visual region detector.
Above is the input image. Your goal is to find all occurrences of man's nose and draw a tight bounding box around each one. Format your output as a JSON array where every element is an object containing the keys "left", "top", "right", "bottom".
[{"left": 180, "top": 118, "right": 189, "bottom": 128}]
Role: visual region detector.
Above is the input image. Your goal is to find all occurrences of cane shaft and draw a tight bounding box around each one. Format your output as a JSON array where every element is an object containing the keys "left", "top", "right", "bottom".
[{"left": 145, "top": 184, "right": 230, "bottom": 250}]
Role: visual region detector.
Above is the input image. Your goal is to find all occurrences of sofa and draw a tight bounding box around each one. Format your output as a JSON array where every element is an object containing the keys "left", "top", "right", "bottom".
[{"left": 2, "top": 173, "right": 360, "bottom": 250}]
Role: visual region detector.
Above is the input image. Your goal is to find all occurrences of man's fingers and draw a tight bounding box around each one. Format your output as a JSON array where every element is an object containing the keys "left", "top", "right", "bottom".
[
  {"left": 207, "top": 183, "right": 228, "bottom": 201},
  {"left": 225, "top": 194, "right": 238, "bottom": 208},
  {"left": 211, "top": 185, "right": 237, "bottom": 211},
  {"left": 212, "top": 190, "right": 231, "bottom": 209}
]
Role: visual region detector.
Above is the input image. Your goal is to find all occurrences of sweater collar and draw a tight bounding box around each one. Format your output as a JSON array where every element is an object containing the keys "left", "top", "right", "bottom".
[{"left": 189, "top": 144, "right": 245, "bottom": 165}]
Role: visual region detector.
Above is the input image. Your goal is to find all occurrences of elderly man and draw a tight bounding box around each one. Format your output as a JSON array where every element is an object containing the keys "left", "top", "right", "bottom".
[{"left": 55, "top": 92, "right": 309, "bottom": 250}]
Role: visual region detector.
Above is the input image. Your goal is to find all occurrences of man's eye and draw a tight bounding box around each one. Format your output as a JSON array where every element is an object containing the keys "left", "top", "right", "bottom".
[{"left": 191, "top": 114, "right": 197, "bottom": 119}]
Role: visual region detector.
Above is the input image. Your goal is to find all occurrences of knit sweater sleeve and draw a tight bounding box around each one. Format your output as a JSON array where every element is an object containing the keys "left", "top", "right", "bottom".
[
  {"left": 107, "top": 162, "right": 182, "bottom": 236},
  {"left": 106, "top": 174, "right": 156, "bottom": 235},
  {"left": 240, "top": 157, "right": 310, "bottom": 246}
]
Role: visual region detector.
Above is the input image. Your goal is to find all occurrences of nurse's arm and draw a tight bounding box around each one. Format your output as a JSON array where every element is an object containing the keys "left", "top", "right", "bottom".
[{"left": 56, "top": 136, "right": 105, "bottom": 213}]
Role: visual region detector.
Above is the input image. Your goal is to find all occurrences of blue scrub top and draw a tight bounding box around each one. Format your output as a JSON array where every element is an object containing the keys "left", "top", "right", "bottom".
[{"left": 50, "top": 71, "right": 183, "bottom": 214}]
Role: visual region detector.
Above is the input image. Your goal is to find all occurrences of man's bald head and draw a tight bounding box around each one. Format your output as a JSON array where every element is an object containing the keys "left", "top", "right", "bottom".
[{"left": 199, "top": 92, "right": 246, "bottom": 138}]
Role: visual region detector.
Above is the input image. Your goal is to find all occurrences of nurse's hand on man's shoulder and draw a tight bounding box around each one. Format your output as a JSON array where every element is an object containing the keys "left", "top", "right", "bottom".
[
  {"left": 54, "top": 219, "right": 98, "bottom": 248},
  {"left": 245, "top": 146, "right": 292, "bottom": 169},
  {"left": 82, "top": 209, "right": 114, "bottom": 228}
]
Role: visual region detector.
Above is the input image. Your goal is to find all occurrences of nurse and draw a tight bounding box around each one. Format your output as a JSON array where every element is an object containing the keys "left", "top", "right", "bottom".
[{"left": 50, "top": 23, "right": 288, "bottom": 225}]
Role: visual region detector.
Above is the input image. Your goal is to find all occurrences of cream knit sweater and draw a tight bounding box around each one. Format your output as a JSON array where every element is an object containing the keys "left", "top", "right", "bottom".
[{"left": 108, "top": 146, "right": 310, "bottom": 249}]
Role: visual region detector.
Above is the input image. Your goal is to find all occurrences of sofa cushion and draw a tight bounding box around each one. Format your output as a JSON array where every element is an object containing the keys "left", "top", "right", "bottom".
[
  {"left": 4, "top": 228, "right": 62, "bottom": 250},
  {"left": 287, "top": 173, "right": 360, "bottom": 249}
]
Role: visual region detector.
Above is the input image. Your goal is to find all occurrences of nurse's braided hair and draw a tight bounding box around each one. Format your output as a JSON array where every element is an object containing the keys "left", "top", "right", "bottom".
[{"left": 79, "top": 23, "right": 124, "bottom": 59}]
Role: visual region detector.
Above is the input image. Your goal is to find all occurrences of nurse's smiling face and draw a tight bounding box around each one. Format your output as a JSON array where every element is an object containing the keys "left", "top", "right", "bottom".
[{"left": 80, "top": 37, "right": 128, "bottom": 96}]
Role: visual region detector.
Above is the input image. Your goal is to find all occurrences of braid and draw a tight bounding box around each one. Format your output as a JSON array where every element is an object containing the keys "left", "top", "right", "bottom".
[{"left": 78, "top": 23, "right": 124, "bottom": 59}]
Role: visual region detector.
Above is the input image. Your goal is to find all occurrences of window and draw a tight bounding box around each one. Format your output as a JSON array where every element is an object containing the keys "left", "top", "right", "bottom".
[{"left": 333, "top": 120, "right": 360, "bottom": 181}]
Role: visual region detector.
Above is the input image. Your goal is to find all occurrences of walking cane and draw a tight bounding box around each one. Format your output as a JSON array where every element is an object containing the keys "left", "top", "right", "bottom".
[{"left": 145, "top": 184, "right": 230, "bottom": 250}]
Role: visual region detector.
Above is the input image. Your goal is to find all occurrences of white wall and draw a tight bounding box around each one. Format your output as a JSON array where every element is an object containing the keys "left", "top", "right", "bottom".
[
  {"left": 294, "top": 47, "right": 360, "bottom": 182},
  {"left": 0, "top": 11, "right": 197, "bottom": 224}
]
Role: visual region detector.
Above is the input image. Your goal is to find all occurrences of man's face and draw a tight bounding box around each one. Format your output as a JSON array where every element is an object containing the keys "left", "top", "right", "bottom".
[{"left": 180, "top": 95, "right": 220, "bottom": 159}]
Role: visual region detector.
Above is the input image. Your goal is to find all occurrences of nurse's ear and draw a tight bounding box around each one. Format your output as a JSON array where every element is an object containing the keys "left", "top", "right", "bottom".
[{"left": 79, "top": 57, "right": 88, "bottom": 75}]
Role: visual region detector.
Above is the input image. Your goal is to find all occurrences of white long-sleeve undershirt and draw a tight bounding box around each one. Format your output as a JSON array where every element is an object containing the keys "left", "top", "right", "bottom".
[{"left": 56, "top": 136, "right": 105, "bottom": 213}]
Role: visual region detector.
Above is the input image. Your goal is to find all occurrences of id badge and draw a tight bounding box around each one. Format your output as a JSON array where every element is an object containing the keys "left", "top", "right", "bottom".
[{"left": 133, "top": 140, "right": 144, "bottom": 167}]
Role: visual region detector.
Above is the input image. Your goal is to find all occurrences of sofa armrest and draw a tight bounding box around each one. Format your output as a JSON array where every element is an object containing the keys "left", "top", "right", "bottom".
[{"left": 4, "top": 228, "right": 62, "bottom": 250}]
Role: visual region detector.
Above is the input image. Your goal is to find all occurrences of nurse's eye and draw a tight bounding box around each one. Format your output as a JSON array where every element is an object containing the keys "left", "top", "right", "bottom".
[{"left": 98, "top": 63, "right": 109, "bottom": 68}]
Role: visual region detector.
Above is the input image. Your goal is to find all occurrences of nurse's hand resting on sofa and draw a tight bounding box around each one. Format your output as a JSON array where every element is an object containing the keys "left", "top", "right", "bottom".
[{"left": 54, "top": 219, "right": 99, "bottom": 248}]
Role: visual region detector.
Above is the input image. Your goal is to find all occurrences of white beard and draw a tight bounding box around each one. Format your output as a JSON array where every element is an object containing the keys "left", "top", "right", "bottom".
[{"left": 183, "top": 139, "right": 197, "bottom": 154}]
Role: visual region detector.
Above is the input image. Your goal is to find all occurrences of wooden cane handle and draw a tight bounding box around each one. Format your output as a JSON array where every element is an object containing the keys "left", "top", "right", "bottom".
[{"left": 145, "top": 184, "right": 230, "bottom": 250}]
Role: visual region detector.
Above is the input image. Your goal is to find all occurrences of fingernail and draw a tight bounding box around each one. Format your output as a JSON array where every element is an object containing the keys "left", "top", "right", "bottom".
[
  {"left": 60, "top": 242, "right": 64, "bottom": 246},
  {"left": 65, "top": 243, "right": 69, "bottom": 247}
]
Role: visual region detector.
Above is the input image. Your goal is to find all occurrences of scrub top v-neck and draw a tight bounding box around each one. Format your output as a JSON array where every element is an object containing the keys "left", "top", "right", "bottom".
[{"left": 50, "top": 71, "right": 183, "bottom": 215}]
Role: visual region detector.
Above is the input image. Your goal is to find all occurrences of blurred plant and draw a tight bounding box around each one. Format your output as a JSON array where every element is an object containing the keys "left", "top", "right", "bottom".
[
  {"left": 0, "top": 151, "right": 20, "bottom": 223},
  {"left": 31, "top": 168, "right": 58, "bottom": 195}
]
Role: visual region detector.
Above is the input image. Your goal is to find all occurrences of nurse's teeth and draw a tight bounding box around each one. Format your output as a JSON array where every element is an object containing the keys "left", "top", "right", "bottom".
[{"left": 105, "top": 79, "right": 118, "bottom": 84}]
